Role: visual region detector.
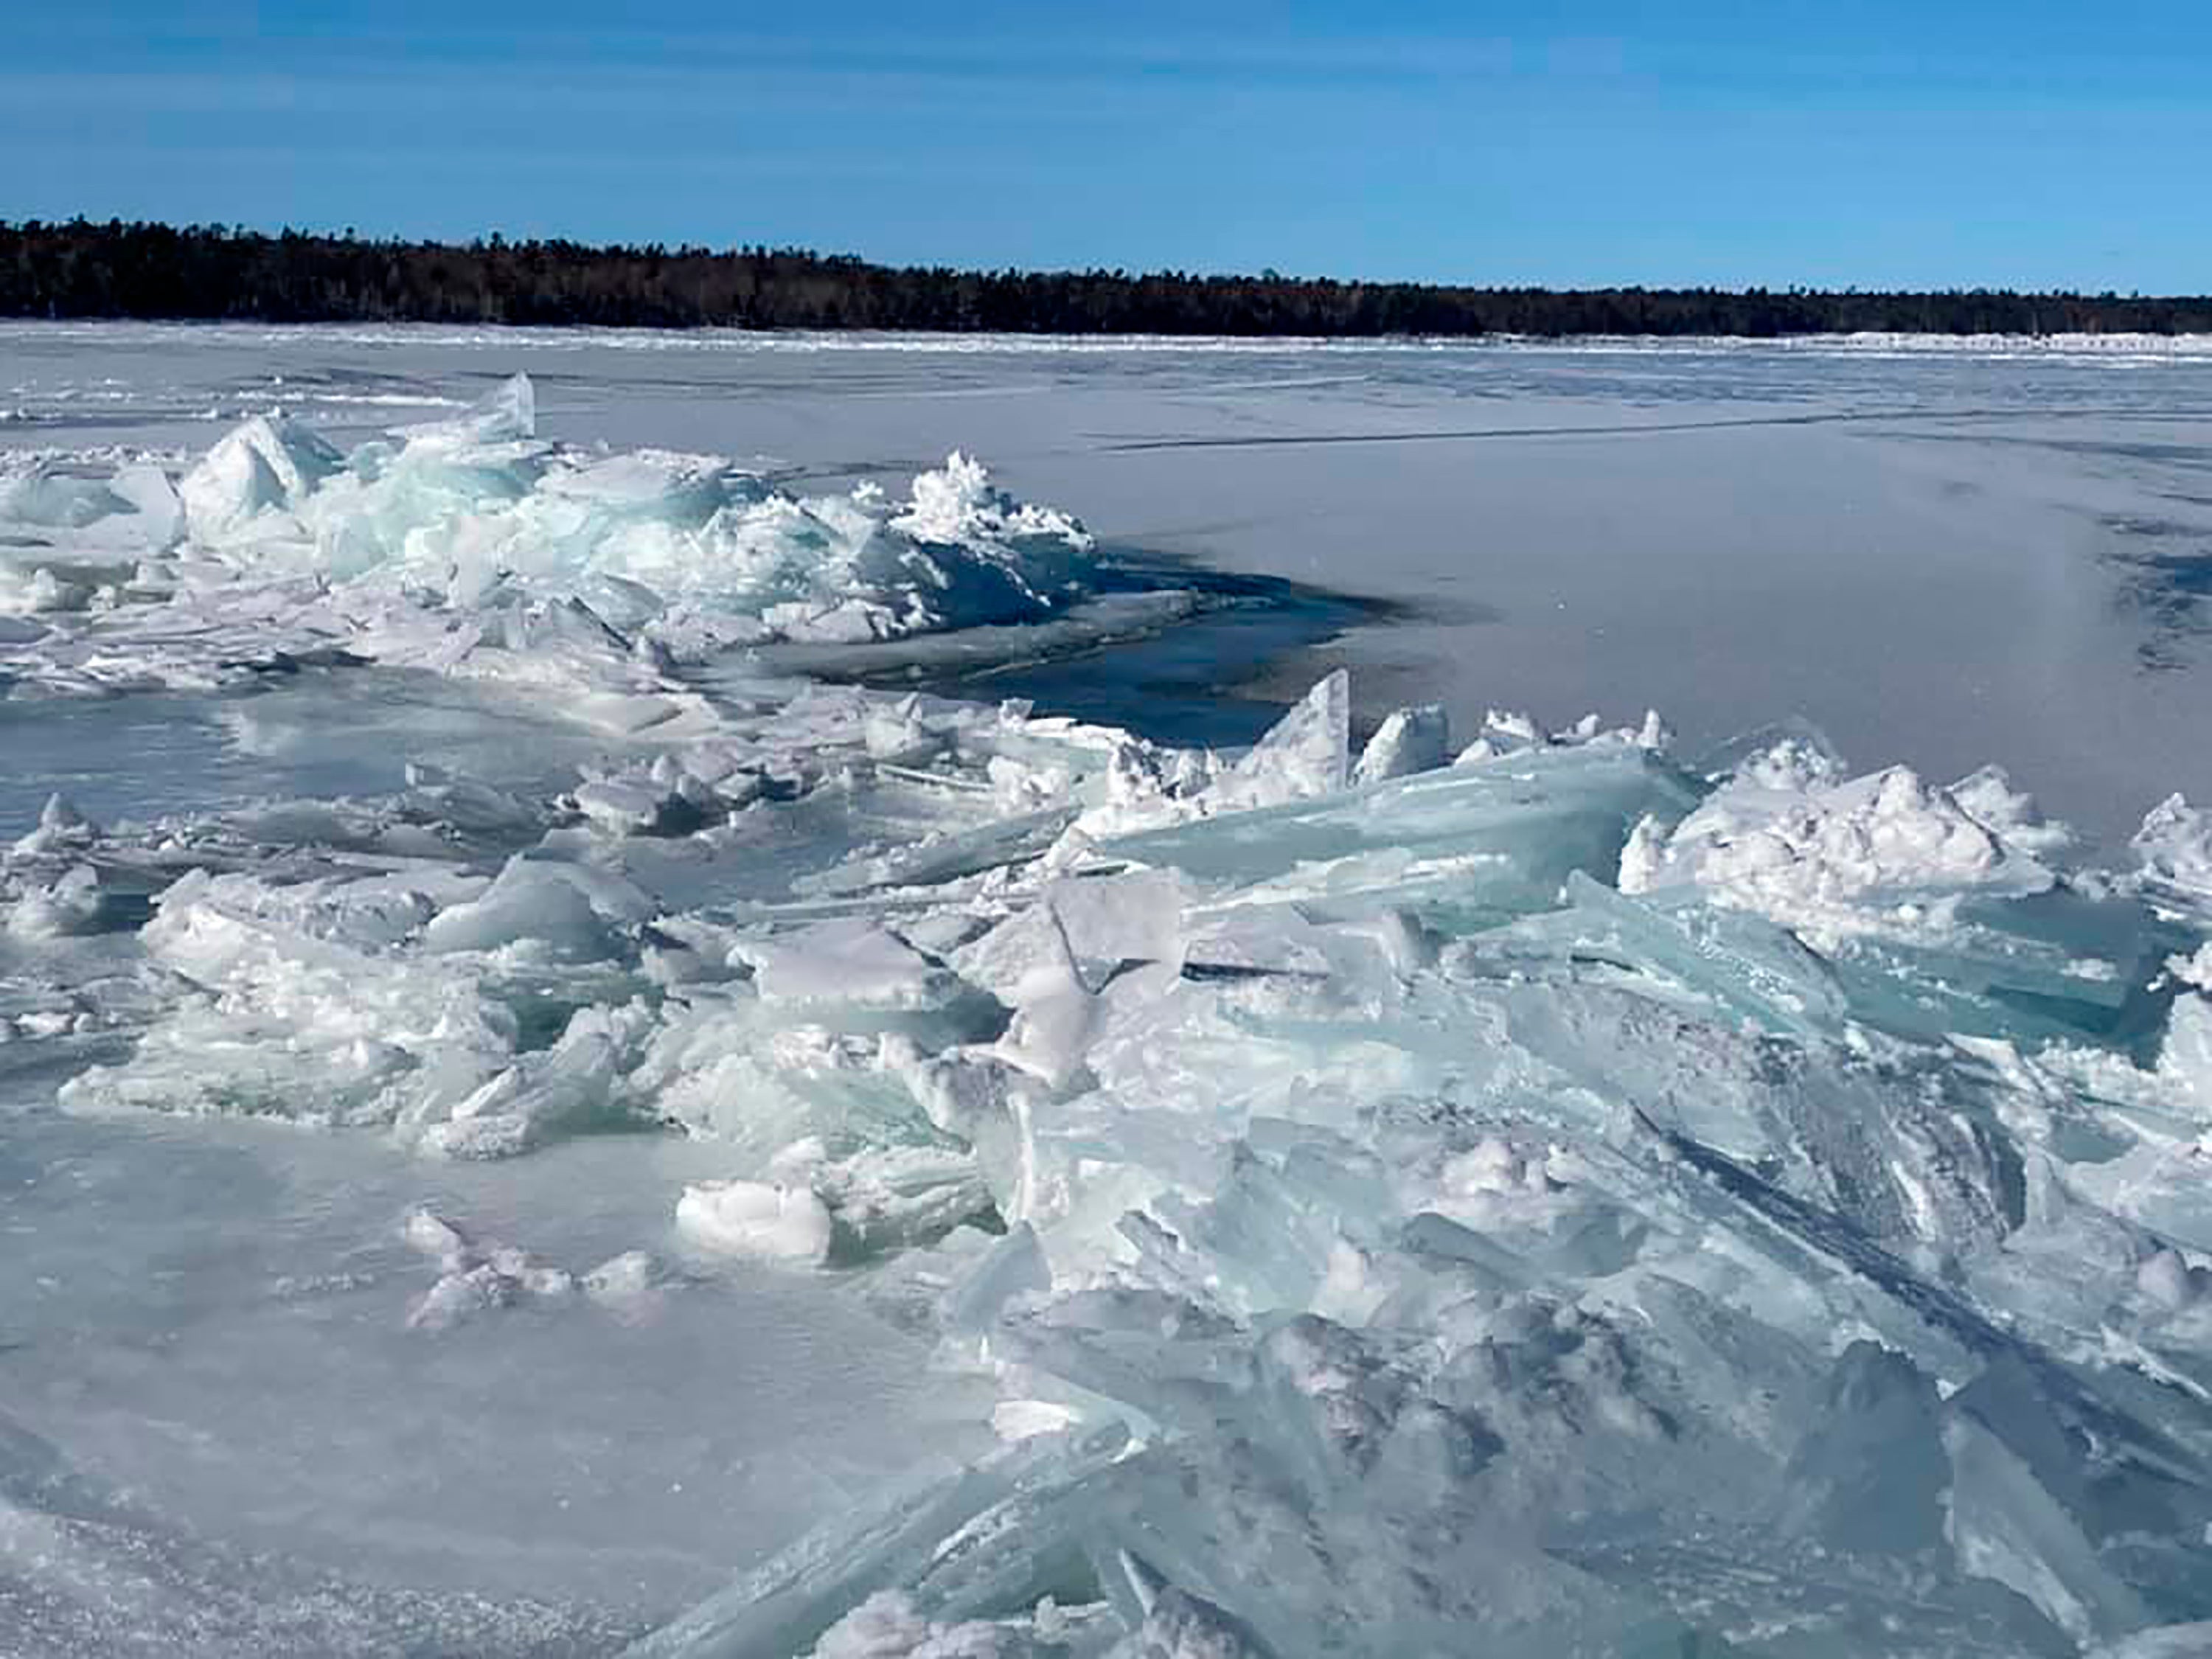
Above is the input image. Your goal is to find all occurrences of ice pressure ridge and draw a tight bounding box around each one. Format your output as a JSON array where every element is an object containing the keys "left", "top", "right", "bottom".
[
  {"left": 9, "top": 392, "right": 2212, "bottom": 1655},
  {"left": 0, "top": 372, "right": 1096, "bottom": 699},
  {"left": 9, "top": 650, "right": 2212, "bottom": 1656}
]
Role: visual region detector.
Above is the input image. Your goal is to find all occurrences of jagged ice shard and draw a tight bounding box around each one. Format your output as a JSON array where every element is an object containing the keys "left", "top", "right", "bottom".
[{"left": 6, "top": 373, "right": 2212, "bottom": 1658}]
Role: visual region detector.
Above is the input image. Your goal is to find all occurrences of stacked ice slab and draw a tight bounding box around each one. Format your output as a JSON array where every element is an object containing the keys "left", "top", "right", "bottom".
[
  {"left": 10, "top": 667, "right": 2210, "bottom": 1656},
  {"left": 0, "top": 373, "right": 1096, "bottom": 695},
  {"left": 8, "top": 385, "right": 2212, "bottom": 1656}
]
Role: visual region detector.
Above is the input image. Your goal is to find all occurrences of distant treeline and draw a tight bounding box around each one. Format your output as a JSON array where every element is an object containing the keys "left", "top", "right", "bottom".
[{"left": 5, "top": 219, "right": 2210, "bottom": 338}]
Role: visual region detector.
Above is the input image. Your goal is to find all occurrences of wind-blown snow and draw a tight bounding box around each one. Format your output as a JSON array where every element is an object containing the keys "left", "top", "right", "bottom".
[{"left": 8, "top": 372, "right": 2212, "bottom": 1658}]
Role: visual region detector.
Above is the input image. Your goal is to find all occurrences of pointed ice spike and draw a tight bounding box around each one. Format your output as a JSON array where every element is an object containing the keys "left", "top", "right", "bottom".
[
  {"left": 1200, "top": 669, "right": 1349, "bottom": 811},
  {"left": 1352, "top": 703, "right": 1450, "bottom": 786}
]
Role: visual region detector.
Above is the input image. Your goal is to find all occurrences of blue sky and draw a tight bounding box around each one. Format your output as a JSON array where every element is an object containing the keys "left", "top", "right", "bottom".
[{"left": 7, "top": 1, "right": 2209, "bottom": 290}]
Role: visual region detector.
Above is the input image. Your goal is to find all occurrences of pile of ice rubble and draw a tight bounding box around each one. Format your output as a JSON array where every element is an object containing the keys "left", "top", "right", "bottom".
[
  {"left": 0, "top": 372, "right": 1095, "bottom": 697},
  {"left": 9, "top": 644, "right": 2212, "bottom": 1659}
]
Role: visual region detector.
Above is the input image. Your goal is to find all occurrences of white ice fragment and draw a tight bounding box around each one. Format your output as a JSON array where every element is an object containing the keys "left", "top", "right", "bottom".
[
  {"left": 892, "top": 450, "right": 1091, "bottom": 554},
  {"left": 1310, "top": 1239, "right": 1390, "bottom": 1325},
  {"left": 417, "top": 1002, "right": 649, "bottom": 1160},
  {"left": 863, "top": 699, "right": 942, "bottom": 763},
  {"left": 5, "top": 864, "right": 105, "bottom": 939},
  {"left": 1047, "top": 869, "right": 1189, "bottom": 973},
  {"left": 583, "top": 1251, "right": 662, "bottom": 1310},
  {"left": 572, "top": 776, "right": 709, "bottom": 837},
  {"left": 406, "top": 1262, "right": 520, "bottom": 1332},
  {"left": 0, "top": 563, "right": 90, "bottom": 615},
  {"left": 177, "top": 412, "right": 341, "bottom": 543},
  {"left": 991, "top": 909, "right": 1097, "bottom": 1091},
  {"left": 1728, "top": 732, "right": 1846, "bottom": 792},
  {"left": 1628, "top": 760, "right": 2053, "bottom": 945},
  {"left": 805, "top": 1144, "right": 993, "bottom": 1258},
  {"left": 2166, "top": 943, "right": 2212, "bottom": 992},
  {"left": 1351, "top": 703, "right": 1450, "bottom": 786},
  {"left": 990, "top": 1400, "right": 1081, "bottom": 1442},
  {"left": 419, "top": 856, "right": 647, "bottom": 959},
  {"left": 1481, "top": 708, "right": 1542, "bottom": 747},
  {"left": 400, "top": 1206, "right": 473, "bottom": 1270},
  {"left": 396, "top": 371, "right": 535, "bottom": 448},
  {"left": 108, "top": 461, "right": 184, "bottom": 549},
  {"left": 1615, "top": 812, "right": 1668, "bottom": 894},
  {"left": 739, "top": 919, "right": 945, "bottom": 1008},
  {"left": 1107, "top": 1583, "right": 1274, "bottom": 1659},
  {"left": 489, "top": 1245, "right": 577, "bottom": 1299},
  {"left": 0, "top": 465, "right": 131, "bottom": 529},
  {"left": 1197, "top": 671, "right": 1349, "bottom": 813},
  {"left": 2134, "top": 793, "right": 2212, "bottom": 906},
  {"left": 807, "top": 1590, "right": 1025, "bottom": 1658},
  {"left": 676, "top": 1179, "right": 835, "bottom": 1264},
  {"left": 1949, "top": 763, "right": 2073, "bottom": 857},
  {"left": 2153, "top": 994, "right": 2212, "bottom": 1130}
]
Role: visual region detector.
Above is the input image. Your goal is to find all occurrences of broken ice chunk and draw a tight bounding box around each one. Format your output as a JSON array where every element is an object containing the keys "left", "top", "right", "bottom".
[
  {"left": 2133, "top": 793, "right": 2212, "bottom": 916},
  {"left": 415, "top": 1003, "right": 651, "bottom": 1160},
  {"left": 737, "top": 919, "right": 953, "bottom": 1009},
  {"left": 622, "top": 1428, "right": 1127, "bottom": 1659},
  {"left": 402, "top": 1222, "right": 578, "bottom": 1329},
  {"left": 804, "top": 1591, "right": 1025, "bottom": 1659},
  {"left": 1950, "top": 764, "right": 2073, "bottom": 858},
  {"left": 396, "top": 371, "right": 536, "bottom": 449},
  {"left": 0, "top": 561, "right": 91, "bottom": 615},
  {"left": 988, "top": 908, "right": 1098, "bottom": 1091},
  {"left": 572, "top": 776, "right": 711, "bottom": 838},
  {"left": 5, "top": 863, "right": 108, "bottom": 939},
  {"left": 893, "top": 450, "right": 1093, "bottom": 557},
  {"left": 1197, "top": 670, "right": 1350, "bottom": 813},
  {"left": 11, "top": 793, "right": 101, "bottom": 858},
  {"left": 0, "top": 465, "right": 134, "bottom": 531},
  {"left": 1470, "top": 870, "right": 1851, "bottom": 1040},
  {"left": 1107, "top": 1555, "right": 1277, "bottom": 1658},
  {"left": 407, "top": 1262, "right": 521, "bottom": 1332},
  {"left": 178, "top": 412, "right": 343, "bottom": 543},
  {"left": 676, "top": 1179, "right": 835, "bottom": 1264},
  {"left": 1102, "top": 740, "right": 1695, "bottom": 923},
  {"left": 1943, "top": 1411, "right": 2149, "bottom": 1645},
  {"left": 400, "top": 1206, "right": 473, "bottom": 1271},
  {"left": 1625, "top": 759, "right": 2058, "bottom": 948},
  {"left": 419, "top": 855, "right": 649, "bottom": 959},
  {"left": 1774, "top": 1341, "right": 1948, "bottom": 1557},
  {"left": 1352, "top": 703, "right": 1450, "bottom": 787}
]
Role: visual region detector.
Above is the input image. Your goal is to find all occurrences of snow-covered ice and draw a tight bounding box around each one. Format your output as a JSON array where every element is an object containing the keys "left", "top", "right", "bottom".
[{"left": 7, "top": 327, "right": 2212, "bottom": 1656}]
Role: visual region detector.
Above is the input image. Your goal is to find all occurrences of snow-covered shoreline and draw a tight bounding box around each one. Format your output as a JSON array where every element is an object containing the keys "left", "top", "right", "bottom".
[{"left": 10, "top": 318, "right": 2212, "bottom": 356}]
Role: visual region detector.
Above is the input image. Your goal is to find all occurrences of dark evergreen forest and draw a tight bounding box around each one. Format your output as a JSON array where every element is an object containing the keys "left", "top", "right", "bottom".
[{"left": 6, "top": 220, "right": 2207, "bottom": 337}]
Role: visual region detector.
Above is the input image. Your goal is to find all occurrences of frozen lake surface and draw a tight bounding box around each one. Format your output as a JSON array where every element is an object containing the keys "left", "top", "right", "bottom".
[
  {"left": 6, "top": 324, "right": 2212, "bottom": 1658},
  {"left": 9, "top": 323, "right": 2212, "bottom": 841}
]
